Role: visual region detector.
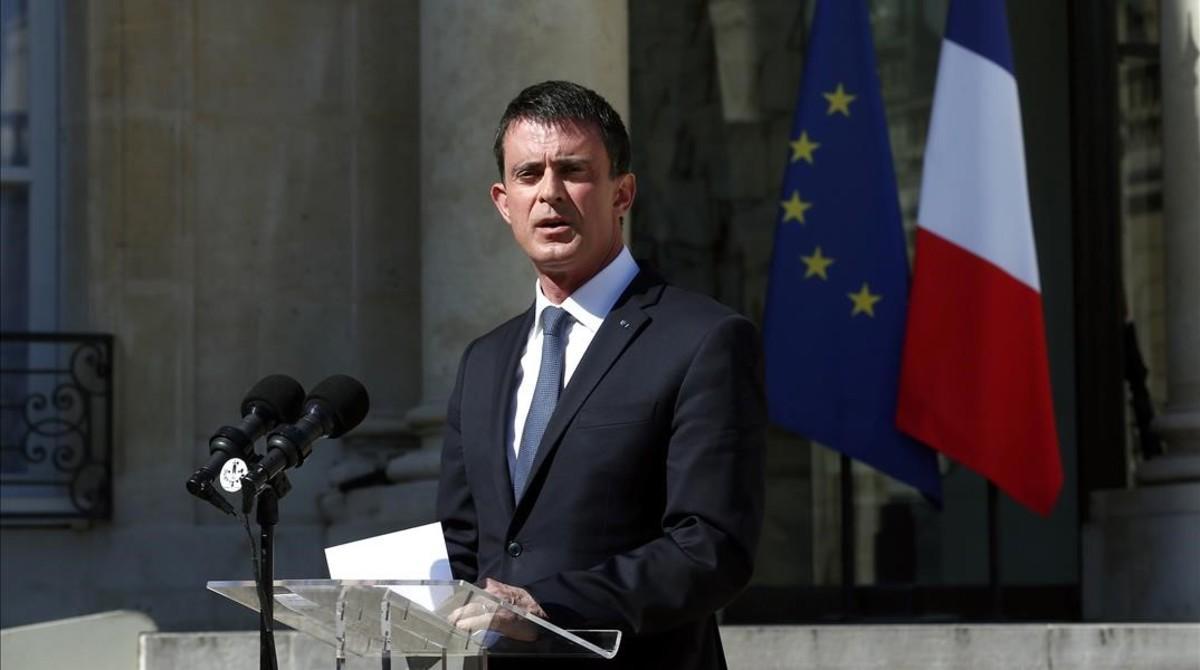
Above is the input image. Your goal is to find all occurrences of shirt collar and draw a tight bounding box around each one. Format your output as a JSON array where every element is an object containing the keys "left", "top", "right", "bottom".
[{"left": 533, "top": 246, "right": 639, "bottom": 334}]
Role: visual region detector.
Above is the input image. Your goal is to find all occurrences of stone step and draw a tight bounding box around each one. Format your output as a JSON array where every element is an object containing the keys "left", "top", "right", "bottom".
[{"left": 137, "top": 624, "right": 1200, "bottom": 670}]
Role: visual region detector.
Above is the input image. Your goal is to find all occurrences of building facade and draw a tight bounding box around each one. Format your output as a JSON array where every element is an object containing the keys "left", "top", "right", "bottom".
[{"left": 1, "top": 0, "right": 1196, "bottom": 632}]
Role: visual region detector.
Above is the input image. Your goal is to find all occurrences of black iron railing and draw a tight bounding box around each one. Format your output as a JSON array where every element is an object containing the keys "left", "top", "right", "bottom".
[{"left": 0, "top": 333, "right": 113, "bottom": 524}]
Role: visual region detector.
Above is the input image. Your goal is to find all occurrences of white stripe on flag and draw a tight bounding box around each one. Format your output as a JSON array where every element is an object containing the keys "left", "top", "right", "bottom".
[{"left": 917, "top": 39, "right": 1041, "bottom": 293}]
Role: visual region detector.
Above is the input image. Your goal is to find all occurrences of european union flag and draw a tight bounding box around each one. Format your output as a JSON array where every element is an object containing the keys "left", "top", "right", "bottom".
[{"left": 762, "top": 0, "right": 941, "bottom": 501}]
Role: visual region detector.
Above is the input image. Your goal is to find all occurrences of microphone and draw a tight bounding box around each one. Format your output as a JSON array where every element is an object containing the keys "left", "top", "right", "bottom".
[
  {"left": 241, "top": 375, "right": 369, "bottom": 505},
  {"left": 186, "top": 374, "right": 305, "bottom": 514}
]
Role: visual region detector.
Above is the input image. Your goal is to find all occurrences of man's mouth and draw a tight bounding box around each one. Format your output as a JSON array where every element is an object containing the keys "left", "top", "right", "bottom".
[{"left": 535, "top": 219, "right": 572, "bottom": 233}]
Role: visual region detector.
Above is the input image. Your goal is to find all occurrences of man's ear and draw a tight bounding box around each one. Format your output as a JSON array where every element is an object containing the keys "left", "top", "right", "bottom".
[
  {"left": 490, "top": 182, "right": 512, "bottom": 224},
  {"left": 613, "top": 173, "right": 636, "bottom": 217}
]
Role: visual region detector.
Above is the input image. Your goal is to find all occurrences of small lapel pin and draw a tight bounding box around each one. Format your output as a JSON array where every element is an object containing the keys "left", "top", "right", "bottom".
[{"left": 619, "top": 319, "right": 630, "bottom": 329}]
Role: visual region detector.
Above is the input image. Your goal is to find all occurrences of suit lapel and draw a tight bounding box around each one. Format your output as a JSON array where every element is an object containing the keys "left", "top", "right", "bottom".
[
  {"left": 489, "top": 306, "right": 533, "bottom": 519},
  {"left": 516, "top": 271, "right": 665, "bottom": 511}
]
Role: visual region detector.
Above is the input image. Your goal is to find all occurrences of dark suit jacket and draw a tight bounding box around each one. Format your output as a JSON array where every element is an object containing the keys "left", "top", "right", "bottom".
[{"left": 437, "top": 269, "right": 767, "bottom": 669}]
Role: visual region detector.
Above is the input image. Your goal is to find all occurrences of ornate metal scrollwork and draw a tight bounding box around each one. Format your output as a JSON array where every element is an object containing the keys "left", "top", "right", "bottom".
[{"left": 1, "top": 333, "right": 113, "bottom": 522}]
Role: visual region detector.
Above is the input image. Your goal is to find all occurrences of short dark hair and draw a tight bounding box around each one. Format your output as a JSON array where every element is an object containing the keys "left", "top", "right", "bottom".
[{"left": 493, "top": 80, "right": 632, "bottom": 178}]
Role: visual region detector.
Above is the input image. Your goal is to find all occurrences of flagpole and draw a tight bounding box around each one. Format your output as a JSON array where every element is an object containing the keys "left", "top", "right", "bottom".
[
  {"left": 840, "top": 454, "right": 856, "bottom": 618},
  {"left": 987, "top": 482, "right": 1003, "bottom": 619}
]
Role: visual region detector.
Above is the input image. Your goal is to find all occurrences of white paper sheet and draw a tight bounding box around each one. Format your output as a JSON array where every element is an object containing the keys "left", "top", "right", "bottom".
[{"left": 324, "top": 521, "right": 454, "bottom": 611}]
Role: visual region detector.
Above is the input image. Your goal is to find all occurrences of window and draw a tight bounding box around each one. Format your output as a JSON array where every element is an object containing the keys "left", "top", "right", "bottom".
[
  {"left": 0, "top": 1, "right": 107, "bottom": 525},
  {"left": 1, "top": 0, "right": 60, "bottom": 334}
]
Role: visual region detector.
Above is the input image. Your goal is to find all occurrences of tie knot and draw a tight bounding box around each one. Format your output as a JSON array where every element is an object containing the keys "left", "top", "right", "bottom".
[{"left": 541, "top": 307, "right": 571, "bottom": 338}]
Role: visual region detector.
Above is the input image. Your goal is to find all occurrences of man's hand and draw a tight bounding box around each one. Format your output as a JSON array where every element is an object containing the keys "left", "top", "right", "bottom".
[{"left": 449, "top": 578, "right": 547, "bottom": 642}]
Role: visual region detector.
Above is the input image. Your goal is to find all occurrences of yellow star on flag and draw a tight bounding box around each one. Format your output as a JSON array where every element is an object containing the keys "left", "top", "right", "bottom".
[
  {"left": 780, "top": 191, "right": 812, "bottom": 224},
  {"left": 824, "top": 83, "right": 856, "bottom": 116},
  {"left": 800, "top": 246, "right": 834, "bottom": 280},
  {"left": 789, "top": 131, "right": 820, "bottom": 164},
  {"left": 848, "top": 282, "right": 882, "bottom": 317}
]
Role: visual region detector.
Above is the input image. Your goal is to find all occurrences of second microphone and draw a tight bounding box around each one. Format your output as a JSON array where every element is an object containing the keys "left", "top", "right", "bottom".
[{"left": 241, "top": 374, "right": 370, "bottom": 502}]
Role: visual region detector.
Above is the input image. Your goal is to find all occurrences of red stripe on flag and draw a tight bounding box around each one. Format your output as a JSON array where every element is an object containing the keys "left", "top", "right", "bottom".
[{"left": 898, "top": 228, "right": 1062, "bottom": 515}]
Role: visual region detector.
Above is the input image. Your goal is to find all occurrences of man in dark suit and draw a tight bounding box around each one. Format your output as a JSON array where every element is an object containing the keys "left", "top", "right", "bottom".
[{"left": 437, "top": 80, "right": 766, "bottom": 669}]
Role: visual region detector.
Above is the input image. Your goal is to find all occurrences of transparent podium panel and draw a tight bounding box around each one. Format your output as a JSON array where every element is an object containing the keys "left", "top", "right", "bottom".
[{"left": 208, "top": 579, "right": 620, "bottom": 660}]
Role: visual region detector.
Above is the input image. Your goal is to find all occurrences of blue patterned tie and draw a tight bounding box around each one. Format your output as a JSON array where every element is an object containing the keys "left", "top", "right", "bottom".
[{"left": 512, "top": 306, "right": 571, "bottom": 499}]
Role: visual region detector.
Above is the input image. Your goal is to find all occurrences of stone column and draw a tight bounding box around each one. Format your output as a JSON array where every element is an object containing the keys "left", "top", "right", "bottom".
[
  {"left": 1140, "top": 0, "right": 1200, "bottom": 484},
  {"left": 344, "top": 0, "right": 631, "bottom": 534},
  {"left": 409, "top": 0, "right": 629, "bottom": 438}
]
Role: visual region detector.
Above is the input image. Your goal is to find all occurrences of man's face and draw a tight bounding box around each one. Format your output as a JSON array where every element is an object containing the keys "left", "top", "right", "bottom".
[{"left": 491, "top": 119, "right": 635, "bottom": 286}]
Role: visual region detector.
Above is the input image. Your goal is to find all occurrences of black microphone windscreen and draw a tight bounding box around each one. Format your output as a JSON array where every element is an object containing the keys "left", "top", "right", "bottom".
[
  {"left": 306, "top": 375, "right": 370, "bottom": 438},
  {"left": 240, "top": 374, "right": 306, "bottom": 423}
]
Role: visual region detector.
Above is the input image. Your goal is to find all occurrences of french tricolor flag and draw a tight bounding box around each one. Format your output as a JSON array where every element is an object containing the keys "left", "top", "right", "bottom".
[{"left": 897, "top": 0, "right": 1062, "bottom": 516}]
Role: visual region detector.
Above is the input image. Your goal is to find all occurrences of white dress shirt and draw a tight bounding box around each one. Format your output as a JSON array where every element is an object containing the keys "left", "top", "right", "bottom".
[{"left": 508, "top": 246, "right": 640, "bottom": 461}]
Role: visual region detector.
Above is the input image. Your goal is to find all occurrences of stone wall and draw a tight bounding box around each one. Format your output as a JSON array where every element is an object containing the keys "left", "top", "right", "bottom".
[{"left": 1, "top": 0, "right": 421, "bottom": 630}]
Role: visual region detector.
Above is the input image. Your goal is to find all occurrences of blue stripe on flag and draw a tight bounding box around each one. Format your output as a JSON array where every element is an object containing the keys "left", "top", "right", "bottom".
[{"left": 945, "top": 0, "right": 1015, "bottom": 74}]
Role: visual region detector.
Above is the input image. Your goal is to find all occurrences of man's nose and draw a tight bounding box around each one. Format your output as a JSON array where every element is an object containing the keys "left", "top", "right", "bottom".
[{"left": 537, "top": 171, "right": 566, "bottom": 203}]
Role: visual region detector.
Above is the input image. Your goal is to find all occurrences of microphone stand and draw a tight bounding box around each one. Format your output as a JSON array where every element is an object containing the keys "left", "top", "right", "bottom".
[
  {"left": 257, "top": 483, "right": 280, "bottom": 670},
  {"left": 245, "top": 475, "right": 291, "bottom": 670}
]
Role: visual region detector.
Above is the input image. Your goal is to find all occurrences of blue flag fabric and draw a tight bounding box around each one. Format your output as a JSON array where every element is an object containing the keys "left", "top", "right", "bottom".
[{"left": 762, "top": 0, "right": 941, "bottom": 501}]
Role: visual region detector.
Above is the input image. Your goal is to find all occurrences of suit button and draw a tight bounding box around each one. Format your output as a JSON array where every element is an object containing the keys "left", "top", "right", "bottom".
[{"left": 506, "top": 541, "right": 523, "bottom": 557}]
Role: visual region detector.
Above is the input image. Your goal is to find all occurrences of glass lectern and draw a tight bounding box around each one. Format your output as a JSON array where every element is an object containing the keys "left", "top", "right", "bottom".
[{"left": 208, "top": 579, "right": 620, "bottom": 668}]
